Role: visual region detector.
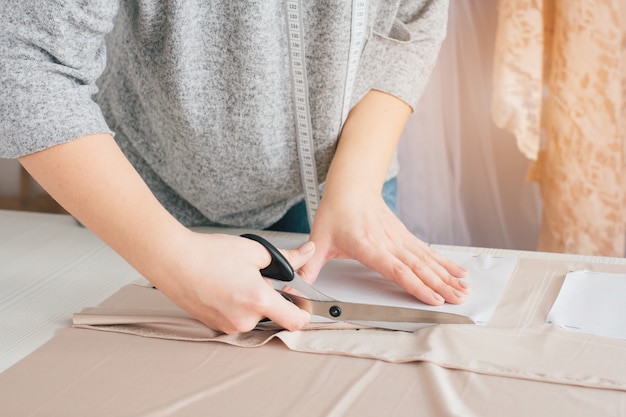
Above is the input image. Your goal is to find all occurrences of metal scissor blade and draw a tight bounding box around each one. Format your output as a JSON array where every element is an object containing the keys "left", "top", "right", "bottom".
[
  {"left": 281, "top": 292, "right": 474, "bottom": 327},
  {"left": 273, "top": 273, "right": 336, "bottom": 302}
]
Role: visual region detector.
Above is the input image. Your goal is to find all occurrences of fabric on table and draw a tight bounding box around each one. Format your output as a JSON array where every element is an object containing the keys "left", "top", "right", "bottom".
[
  {"left": 4, "top": 248, "right": 626, "bottom": 416},
  {"left": 3, "top": 327, "right": 626, "bottom": 417},
  {"left": 71, "top": 256, "right": 626, "bottom": 392}
]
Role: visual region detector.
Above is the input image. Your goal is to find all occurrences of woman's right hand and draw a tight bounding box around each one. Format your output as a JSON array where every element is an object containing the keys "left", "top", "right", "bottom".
[
  {"left": 19, "top": 133, "right": 312, "bottom": 334},
  {"left": 154, "top": 232, "right": 314, "bottom": 334}
]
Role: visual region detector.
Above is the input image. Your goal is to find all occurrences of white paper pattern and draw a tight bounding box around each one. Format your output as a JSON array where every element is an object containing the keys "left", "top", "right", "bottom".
[
  {"left": 547, "top": 270, "right": 626, "bottom": 340},
  {"left": 312, "top": 251, "right": 518, "bottom": 325}
]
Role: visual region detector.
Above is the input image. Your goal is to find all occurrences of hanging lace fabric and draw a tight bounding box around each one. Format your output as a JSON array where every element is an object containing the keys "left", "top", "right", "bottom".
[{"left": 492, "top": 0, "right": 626, "bottom": 256}]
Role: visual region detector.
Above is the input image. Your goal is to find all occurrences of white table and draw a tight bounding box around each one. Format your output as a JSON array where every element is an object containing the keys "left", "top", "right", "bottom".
[{"left": 0, "top": 210, "right": 146, "bottom": 372}]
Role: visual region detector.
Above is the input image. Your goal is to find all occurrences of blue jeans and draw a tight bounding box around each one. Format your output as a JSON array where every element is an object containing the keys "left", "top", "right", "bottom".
[{"left": 266, "top": 178, "right": 398, "bottom": 234}]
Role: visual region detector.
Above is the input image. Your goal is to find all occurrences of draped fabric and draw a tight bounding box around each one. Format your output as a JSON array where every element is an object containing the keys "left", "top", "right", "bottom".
[
  {"left": 492, "top": 0, "right": 626, "bottom": 256},
  {"left": 398, "top": 0, "right": 542, "bottom": 251}
]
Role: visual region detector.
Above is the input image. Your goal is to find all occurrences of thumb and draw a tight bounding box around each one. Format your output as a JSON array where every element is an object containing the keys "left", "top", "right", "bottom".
[
  {"left": 263, "top": 286, "right": 312, "bottom": 331},
  {"left": 280, "top": 240, "right": 316, "bottom": 270},
  {"left": 297, "top": 239, "right": 330, "bottom": 284}
]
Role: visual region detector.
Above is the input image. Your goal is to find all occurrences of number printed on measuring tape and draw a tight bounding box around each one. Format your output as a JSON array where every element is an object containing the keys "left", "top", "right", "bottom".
[{"left": 285, "top": 0, "right": 368, "bottom": 227}]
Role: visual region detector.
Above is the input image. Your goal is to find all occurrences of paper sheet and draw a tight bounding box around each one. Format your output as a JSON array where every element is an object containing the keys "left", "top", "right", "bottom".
[
  {"left": 546, "top": 270, "right": 626, "bottom": 340},
  {"left": 312, "top": 250, "right": 518, "bottom": 325}
]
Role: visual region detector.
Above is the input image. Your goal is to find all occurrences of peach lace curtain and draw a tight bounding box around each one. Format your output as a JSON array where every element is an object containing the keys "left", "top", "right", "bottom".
[{"left": 492, "top": 0, "right": 626, "bottom": 256}]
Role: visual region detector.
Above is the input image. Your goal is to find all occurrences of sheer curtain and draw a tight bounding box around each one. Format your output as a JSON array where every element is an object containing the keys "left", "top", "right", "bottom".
[{"left": 397, "top": 0, "right": 542, "bottom": 251}]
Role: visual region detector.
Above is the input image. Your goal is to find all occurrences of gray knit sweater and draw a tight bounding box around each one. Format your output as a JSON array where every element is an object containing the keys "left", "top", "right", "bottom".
[{"left": 0, "top": 0, "right": 448, "bottom": 228}]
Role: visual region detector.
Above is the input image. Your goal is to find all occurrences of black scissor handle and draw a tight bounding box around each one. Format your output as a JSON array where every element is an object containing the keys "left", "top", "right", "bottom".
[{"left": 240, "top": 234, "right": 294, "bottom": 282}]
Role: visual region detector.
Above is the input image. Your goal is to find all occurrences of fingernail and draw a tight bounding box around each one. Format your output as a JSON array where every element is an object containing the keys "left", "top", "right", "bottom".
[
  {"left": 433, "top": 293, "right": 445, "bottom": 303},
  {"left": 300, "top": 241, "right": 315, "bottom": 253},
  {"left": 458, "top": 280, "right": 471, "bottom": 290},
  {"left": 453, "top": 289, "right": 466, "bottom": 298}
]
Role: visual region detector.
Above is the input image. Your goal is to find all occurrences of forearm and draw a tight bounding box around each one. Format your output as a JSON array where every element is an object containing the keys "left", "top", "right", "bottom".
[
  {"left": 18, "top": 133, "right": 313, "bottom": 333},
  {"left": 324, "top": 90, "right": 411, "bottom": 199},
  {"left": 18, "top": 134, "right": 190, "bottom": 286},
  {"left": 305, "top": 90, "right": 468, "bottom": 305}
]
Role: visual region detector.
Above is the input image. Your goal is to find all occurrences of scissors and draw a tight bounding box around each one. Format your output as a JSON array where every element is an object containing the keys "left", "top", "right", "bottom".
[{"left": 241, "top": 234, "right": 474, "bottom": 331}]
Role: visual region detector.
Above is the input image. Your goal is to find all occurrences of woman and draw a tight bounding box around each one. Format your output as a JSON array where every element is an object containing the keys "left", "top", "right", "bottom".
[{"left": 0, "top": 0, "right": 469, "bottom": 333}]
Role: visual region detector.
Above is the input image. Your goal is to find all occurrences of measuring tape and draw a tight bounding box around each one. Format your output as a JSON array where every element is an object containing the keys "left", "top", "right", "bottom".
[{"left": 285, "top": 0, "right": 368, "bottom": 228}]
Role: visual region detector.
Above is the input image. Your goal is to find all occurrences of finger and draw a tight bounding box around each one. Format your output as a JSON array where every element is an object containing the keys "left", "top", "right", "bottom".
[
  {"left": 220, "top": 281, "right": 311, "bottom": 333},
  {"left": 262, "top": 287, "right": 311, "bottom": 331},
  {"left": 357, "top": 245, "right": 464, "bottom": 306},
  {"left": 406, "top": 247, "right": 471, "bottom": 295},
  {"left": 347, "top": 240, "right": 444, "bottom": 304},
  {"left": 402, "top": 252, "right": 468, "bottom": 304},
  {"left": 239, "top": 235, "right": 274, "bottom": 269},
  {"left": 430, "top": 249, "right": 469, "bottom": 279},
  {"left": 401, "top": 232, "right": 468, "bottom": 279},
  {"left": 382, "top": 252, "right": 449, "bottom": 305},
  {"left": 297, "top": 237, "right": 333, "bottom": 284},
  {"left": 279, "top": 240, "right": 316, "bottom": 270},
  {"left": 401, "top": 235, "right": 470, "bottom": 294}
]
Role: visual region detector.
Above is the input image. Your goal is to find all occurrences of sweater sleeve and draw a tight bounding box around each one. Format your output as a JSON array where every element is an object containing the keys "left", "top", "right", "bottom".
[
  {"left": 0, "top": 1, "right": 118, "bottom": 158},
  {"left": 352, "top": 0, "right": 449, "bottom": 111}
]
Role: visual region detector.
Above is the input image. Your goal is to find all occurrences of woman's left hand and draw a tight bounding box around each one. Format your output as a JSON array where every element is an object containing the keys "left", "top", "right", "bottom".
[
  {"left": 300, "top": 90, "right": 470, "bottom": 306},
  {"left": 299, "top": 189, "right": 470, "bottom": 306}
]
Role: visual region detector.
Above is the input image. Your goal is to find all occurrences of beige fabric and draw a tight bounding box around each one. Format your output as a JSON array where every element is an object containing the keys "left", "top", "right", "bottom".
[
  {"left": 3, "top": 328, "right": 625, "bottom": 417},
  {"left": 69, "top": 257, "right": 626, "bottom": 391},
  {"left": 3, "top": 250, "right": 626, "bottom": 415},
  {"left": 492, "top": 0, "right": 626, "bottom": 256},
  {"left": 3, "top": 256, "right": 626, "bottom": 416}
]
